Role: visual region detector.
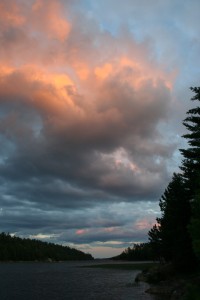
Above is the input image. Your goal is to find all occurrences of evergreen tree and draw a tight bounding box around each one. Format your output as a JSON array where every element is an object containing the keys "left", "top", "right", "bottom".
[
  {"left": 180, "top": 87, "right": 200, "bottom": 264},
  {"left": 112, "top": 243, "right": 154, "bottom": 261},
  {"left": 155, "top": 173, "right": 195, "bottom": 270},
  {"left": 180, "top": 87, "right": 200, "bottom": 197},
  {"left": 148, "top": 87, "right": 200, "bottom": 271},
  {"left": 189, "top": 187, "right": 200, "bottom": 262},
  {"left": 148, "top": 224, "right": 162, "bottom": 261}
]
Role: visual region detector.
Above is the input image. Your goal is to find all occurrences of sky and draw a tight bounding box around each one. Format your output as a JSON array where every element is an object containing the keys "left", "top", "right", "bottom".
[{"left": 0, "top": 0, "right": 200, "bottom": 258}]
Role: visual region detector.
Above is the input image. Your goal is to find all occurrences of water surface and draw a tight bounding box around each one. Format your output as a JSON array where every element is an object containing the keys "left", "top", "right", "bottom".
[{"left": 0, "top": 261, "right": 156, "bottom": 300}]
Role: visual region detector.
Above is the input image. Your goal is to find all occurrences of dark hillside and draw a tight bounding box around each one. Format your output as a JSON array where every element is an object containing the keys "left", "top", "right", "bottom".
[{"left": 0, "top": 232, "right": 93, "bottom": 261}]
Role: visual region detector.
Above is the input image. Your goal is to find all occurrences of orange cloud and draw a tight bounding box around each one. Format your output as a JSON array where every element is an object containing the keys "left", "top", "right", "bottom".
[
  {"left": 31, "top": 0, "right": 71, "bottom": 42},
  {"left": 95, "top": 63, "right": 113, "bottom": 80},
  {"left": 0, "top": 1, "right": 25, "bottom": 27}
]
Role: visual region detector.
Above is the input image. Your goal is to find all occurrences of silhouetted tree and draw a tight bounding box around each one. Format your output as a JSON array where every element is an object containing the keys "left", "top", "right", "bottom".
[
  {"left": 189, "top": 186, "right": 200, "bottom": 262},
  {"left": 148, "top": 224, "right": 162, "bottom": 261},
  {"left": 112, "top": 243, "right": 154, "bottom": 261},
  {"left": 148, "top": 87, "right": 200, "bottom": 271},
  {"left": 155, "top": 173, "right": 195, "bottom": 269},
  {"left": 180, "top": 87, "right": 200, "bottom": 265},
  {"left": 180, "top": 87, "right": 200, "bottom": 199}
]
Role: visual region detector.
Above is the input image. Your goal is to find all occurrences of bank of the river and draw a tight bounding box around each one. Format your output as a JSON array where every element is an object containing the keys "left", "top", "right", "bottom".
[{"left": 135, "top": 263, "right": 200, "bottom": 300}]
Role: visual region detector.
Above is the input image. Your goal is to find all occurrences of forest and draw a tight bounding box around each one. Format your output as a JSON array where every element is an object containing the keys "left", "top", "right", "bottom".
[
  {"left": 0, "top": 232, "right": 93, "bottom": 261},
  {"left": 112, "top": 243, "right": 154, "bottom": 261}
]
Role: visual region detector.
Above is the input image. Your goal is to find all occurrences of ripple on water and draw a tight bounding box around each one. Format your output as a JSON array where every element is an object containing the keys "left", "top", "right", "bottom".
[{"left": 0, "top": 262, "right": 156, "bottom": 300}]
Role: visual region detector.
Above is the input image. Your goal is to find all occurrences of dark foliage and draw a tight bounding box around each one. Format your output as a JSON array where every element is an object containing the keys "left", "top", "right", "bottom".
[
  {"left": 189, "top": 180, "right": 200, "bottom": 262},
  {"left": 180, "top": 87, "right": 200, "bottom": 199},
  {"left": 148, "top": 224, "right": 162, "bottom": 262},
  {"left": 149, "top": 173, "right": 196, "bottom": 270},
  {"left": 0, "top": 232, "right": 93, "bottom": 261},
  {"left": 148, "top": 87, "right": 200, "bottom": 272},
  {"left": 112, "top": 243, "right": 154, "bottom": 261}
]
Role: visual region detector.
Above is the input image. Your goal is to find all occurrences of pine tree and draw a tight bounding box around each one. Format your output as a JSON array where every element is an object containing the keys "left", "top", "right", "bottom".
[
  {"left": 148, "top": 87, "right": 200, "bottom": 271},
  {"left": 149, "top": 173, "right": 195, "bottom": 269},
  {"left": 148, "top": 224, "right": 162, "bottom": 261},
  {"left": 180, "top": 87, "right": 200, "bottom": 265},
  {"left": 180, "top": 87, "right": 200, "bottom": 198},
  {"left": 189, "top": 187, "right": 200, "bottom": 262}
]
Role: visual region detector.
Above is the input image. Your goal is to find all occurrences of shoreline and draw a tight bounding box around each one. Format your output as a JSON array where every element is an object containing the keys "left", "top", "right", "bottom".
[{"left": 135, "top": 263, "right": 200, "bottom": 300}]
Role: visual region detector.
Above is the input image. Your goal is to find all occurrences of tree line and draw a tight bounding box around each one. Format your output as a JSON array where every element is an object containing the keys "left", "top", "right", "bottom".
[
  {"left": 0, "top": 232, "right": 93, "bottom": 261},
  {"left": 112, "top": 243, "right": 154, "bottom": 261},
  {"left": 148, "top": 87, "right": 200, "bottom": 271}
]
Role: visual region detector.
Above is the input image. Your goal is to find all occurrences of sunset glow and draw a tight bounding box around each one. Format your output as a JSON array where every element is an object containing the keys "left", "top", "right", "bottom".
[{"left": 0, "top": 0, "right": 200, "bottom": 258}]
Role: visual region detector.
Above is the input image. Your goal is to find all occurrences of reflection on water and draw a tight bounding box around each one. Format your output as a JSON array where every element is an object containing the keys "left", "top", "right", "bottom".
[{"left": 0, "top": 261, "right": 156, "bottom": 300}]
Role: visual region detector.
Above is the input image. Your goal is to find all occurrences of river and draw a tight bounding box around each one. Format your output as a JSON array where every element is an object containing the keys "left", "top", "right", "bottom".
[{"left": 0, "top": 260, "right": 157, "bottom": 300}]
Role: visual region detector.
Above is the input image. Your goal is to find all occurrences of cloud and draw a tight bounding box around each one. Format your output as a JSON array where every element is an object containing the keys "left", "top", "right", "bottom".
[
  {"left": 1, "top": 0, "right": 198, "bottom": 256},
  {"left": 0, "top": 63, "right": 174, "bottom": 207},
  {"left": 31, "top": 0, "right": 71, "bottom": 42},
  {"left": 0, "top": 200, "right": 159, "bottom": 251}
]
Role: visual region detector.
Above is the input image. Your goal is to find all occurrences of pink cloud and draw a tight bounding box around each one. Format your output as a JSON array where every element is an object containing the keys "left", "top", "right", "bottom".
[
  {"left": 76, "top": 229, "right": 89, "bottom": 235},
  {"left": 135, "top": 218, "right": 155, "bottom": 230},
  {"left": 0, "top": 0, "right": 25, "bottom": 28}
]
